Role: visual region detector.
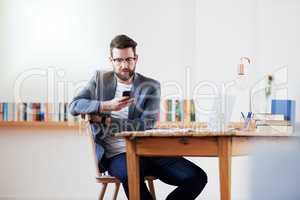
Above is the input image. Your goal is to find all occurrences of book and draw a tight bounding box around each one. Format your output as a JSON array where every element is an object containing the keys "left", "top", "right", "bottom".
[
  {"left": 23, "top": 103, "right": 27, "bottom": 121},
  {"left": 254, "top": 113, "right": 284, "bottom": 121},
  {"left": 27, "top": 103, "right": 33, "bottom": 121},
  {"left": 59, "top": 102, "right": 63, "bottom": 122},
  {"left": 162, "top": 99, "right": 172, "bottom": 122},
  {"left": 167, "top": 99, "right": 172, "bottom": 122},
  {"left": 183, "top": 99, "right": 191, "bottom": 122},
  {"left": 13, "top": 103, "right": 18, "bottom": 121},
  {"left": 8, "top": 103, "right": 14, "bottom": 121},
  {"left": 256, "top": 120, "right": 291, "bottom": 126},
  {"left": 0, "top": 103, "right": 3, "bottom": 121},
  {"left": 40, "top": 103, "right": 45, "bottom": 121},
  {"left": 171, "top": 99, "right": 176, "bottom": 122},
  {"left": 190, "top": 100, "right": 196, "bottom": 122},
  {"left": 18, "top": 103, "right": 27, "bottom": 121},
  {"left": 163, "top": 100, "right": 168, "bottom": 122},
  {"left": 2, "top": 103, "right": 8, "bottom": 121},
  {"left": 256, "top": 125, "right": 293, "bottom": 133},
  {"left": 175, "top": 99, "right": 182, "bottom": 122},
  {"left": 53, "top": 103, "right": 60, "bottom": 122},
  {"left": 16, "top": 103, "right": 20, "bottom": 121},
  {"left": 31, "top": 102, "right": 40, "bottom": 121},
  {"left": 271, "top": 99, "right": 296, "bottom": 128},
  {"left": 64, "top": 103, "right": 68, "bottom": 122},
  {"left": 46, "top": 103, "right": 54, "bottom": 122}
]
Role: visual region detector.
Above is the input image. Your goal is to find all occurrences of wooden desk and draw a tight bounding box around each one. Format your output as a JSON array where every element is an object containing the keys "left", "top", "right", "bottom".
[{"left": 115, "top": 130, "right": 297, "bottom": 200}]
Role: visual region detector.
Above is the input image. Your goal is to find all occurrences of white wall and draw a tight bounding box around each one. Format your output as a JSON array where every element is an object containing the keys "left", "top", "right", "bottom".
[
  {"left": 1, "top": 0, "right": 300, "bottom": 199},
  {"left": 256, "top": 0, "right": 300, "bottom": 117},
  {"left": 194, "top": 0, "right": 258, "bottom": 122},
  {"left": 0, "top": 129, "right": 99, "bottom": 200},
  {"left": 0, "top": 0, "right": 195, "bottom": 102}
]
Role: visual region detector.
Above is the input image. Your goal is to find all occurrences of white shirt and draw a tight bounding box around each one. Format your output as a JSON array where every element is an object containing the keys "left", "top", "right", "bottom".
[
  {"left": 110, "top": 82, "right": 133, "bottom": 119},
  {"left": 103, "top": 81, "right": 132, "bottom": 158}
]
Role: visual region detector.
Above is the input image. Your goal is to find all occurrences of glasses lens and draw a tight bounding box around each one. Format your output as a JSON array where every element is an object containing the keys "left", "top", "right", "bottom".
[{"left": 113, "top": 57, "right": 135, "bottom": 65}]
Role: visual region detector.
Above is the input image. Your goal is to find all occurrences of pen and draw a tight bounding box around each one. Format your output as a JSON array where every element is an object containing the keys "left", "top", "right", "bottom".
[
  {"left": 246, "top": 112, "right": 252, "bottom": 119},
  {"left": 241, "top": 112, "right": 245, "bottom": 120}
]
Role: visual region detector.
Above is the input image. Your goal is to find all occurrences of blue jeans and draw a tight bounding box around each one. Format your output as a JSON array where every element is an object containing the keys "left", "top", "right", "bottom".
[{"left": 107, "top": 153, "right": 208, "bottom": 200}]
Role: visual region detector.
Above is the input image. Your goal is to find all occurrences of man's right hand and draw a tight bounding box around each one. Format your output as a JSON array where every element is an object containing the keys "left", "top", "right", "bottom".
[{"left": 100, "top": 97, "right": 134, "bottom": 112}]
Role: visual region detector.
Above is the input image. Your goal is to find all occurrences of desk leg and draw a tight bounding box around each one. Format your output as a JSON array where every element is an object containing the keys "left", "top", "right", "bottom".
[
  {"left": 125, "top": 138, "right": 140, "bottom": 200},
  {"left": 218, "top": 137, "right": 232, "bottom": 200}
]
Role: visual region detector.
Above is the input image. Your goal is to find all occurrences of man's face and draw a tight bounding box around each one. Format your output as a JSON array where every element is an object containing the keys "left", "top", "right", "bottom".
[{"left": 110, "top": 47, "right": 138, "bottom": 82}]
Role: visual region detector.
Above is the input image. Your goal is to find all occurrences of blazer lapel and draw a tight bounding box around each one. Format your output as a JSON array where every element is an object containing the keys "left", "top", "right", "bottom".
[
  {"left": 99, "top": 71, "right": 116, "bottom": 101},
  {"left": 128, "top": 73, "right": 141, "bottom": 120}
]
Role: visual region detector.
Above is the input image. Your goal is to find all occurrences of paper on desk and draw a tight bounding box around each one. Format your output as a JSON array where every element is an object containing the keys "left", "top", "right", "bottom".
[
  {"left": 145, "top": 128, "right": 194, "bottom": 133},
  {"left": 145, "top": 128, "right": 210, "bottom": 133}
]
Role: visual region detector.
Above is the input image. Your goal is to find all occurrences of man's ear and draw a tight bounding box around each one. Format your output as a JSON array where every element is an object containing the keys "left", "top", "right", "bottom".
[{"left": 135, "top": 54, "right": 139, "bottom": 62}]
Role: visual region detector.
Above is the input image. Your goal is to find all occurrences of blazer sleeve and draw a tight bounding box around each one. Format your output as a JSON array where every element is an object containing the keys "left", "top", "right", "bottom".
[{"left": 68, "top": 72, "right": 101, "bottom": 116}]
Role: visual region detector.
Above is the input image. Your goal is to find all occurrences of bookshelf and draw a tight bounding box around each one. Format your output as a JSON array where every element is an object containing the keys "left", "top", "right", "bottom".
[
  {"left": 0, "top": 121, "right": 205, "bottom": 129},
  {"left": 0, "top": 121, "right": 249, "bottom": 130},
  {"left": 0, "top": 121, "right": 79, "bottom": 129}
]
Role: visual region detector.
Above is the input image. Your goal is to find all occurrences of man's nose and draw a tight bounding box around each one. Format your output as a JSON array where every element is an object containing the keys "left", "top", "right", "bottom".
[{"left": 120, "top": 61, "right": 129, "bottom": 68}]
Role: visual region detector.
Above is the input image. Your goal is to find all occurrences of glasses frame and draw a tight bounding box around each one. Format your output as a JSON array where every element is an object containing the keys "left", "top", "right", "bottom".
[{"left": 111, "top": 56, "right": 137, "bottom": 66}]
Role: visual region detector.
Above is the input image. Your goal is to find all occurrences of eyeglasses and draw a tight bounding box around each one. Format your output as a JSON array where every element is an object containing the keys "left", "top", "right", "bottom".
[{"left": 112, "top": 57, "right": 136, "bottom": 65}]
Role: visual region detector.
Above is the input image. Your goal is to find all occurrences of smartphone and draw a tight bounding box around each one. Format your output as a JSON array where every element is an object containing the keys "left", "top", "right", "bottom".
[{"left": 122, "top": 91, "right": 131, "bottom": 97}]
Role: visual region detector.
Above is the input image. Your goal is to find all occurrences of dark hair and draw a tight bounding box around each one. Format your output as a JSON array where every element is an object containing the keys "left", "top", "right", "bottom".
[{"left": 110, "top": 34, "right": 137, "bottom": 57}]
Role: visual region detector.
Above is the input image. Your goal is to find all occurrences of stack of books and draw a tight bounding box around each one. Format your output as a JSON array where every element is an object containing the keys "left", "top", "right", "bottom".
[
  {"left": 0, "top": 102, "right": 79, "bottom": 122},
  {"left": 254, "top": 113, "right": 293, "bottom": 133}
]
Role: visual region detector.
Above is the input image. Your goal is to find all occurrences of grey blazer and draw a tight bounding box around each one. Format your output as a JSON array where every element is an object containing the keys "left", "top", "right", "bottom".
[{"left": 69, "top": 70, "right": 161, "bottom": 162}]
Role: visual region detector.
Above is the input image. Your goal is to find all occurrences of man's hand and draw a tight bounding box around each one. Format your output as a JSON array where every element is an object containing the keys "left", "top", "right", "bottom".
[
  {"left": 100, "top": 97, "right": 134, "bottom": 112},
  {"left": 87, "top": 114, "right": 112, "bottom": 125}
]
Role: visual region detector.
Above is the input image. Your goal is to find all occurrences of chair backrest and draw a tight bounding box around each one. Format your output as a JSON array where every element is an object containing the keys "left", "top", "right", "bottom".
[
  {"left": 79, "top": 115, "right": 156, "bottom": 199},
  {"left": 79, "top": 116, "right": 103, "bottom": 177}
]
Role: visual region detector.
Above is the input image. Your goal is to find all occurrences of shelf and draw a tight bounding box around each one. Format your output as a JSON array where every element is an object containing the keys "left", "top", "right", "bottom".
[
  {"left": 0, "top": 121, "right": 208, "bottom": 129},
  {"left": 0, "top": 121, "right": 79, "bottom": 129},
  {"left": 0, "top": 121, "right": 250, "bottom": 129}
]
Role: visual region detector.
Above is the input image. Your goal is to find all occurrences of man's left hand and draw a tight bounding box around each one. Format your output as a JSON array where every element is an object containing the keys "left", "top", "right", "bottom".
[{"left": 87, "top": 114, "right": 111, "bottom": 125}]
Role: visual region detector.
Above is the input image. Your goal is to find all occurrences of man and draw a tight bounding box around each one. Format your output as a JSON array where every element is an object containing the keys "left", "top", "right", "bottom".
[{"left": 69, "top": 34, "right": 207, "bottom": 200}]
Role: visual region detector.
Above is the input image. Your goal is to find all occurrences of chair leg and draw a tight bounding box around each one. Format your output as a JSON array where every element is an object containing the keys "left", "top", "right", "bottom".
[
  {"left": 147, "top": 179, "right": 156, "bottom": 200},
  {"left": 112, "top": 182, "right": 120, "bottom": 200},
  {"left": 99, "top": 183, "right": 107, "bottom": 200}
]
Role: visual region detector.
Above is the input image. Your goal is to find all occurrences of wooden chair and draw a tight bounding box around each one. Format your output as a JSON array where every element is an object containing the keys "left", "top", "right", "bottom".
[{"left": 79, "top": 117, "right": 156, "bottom": 200}]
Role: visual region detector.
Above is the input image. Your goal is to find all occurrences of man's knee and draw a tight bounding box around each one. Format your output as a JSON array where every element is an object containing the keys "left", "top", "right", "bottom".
[
  {"left": 199, "top": 167, "right": 208, "bottom": 182},
  {"left": 200, "top": 169, "right": 208, "bottom": 186},
  {"left": 109, "top": 166, "right": 128, "bottom": 183},
  {"left": 192, "top": 168, "right": 208, "bottom": 189},
  {"left": 115, "top": 170, "right": 128, "bottom": 183},
  {"left": 185, "top": 167, "right": 208, "bottom": 188}
]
